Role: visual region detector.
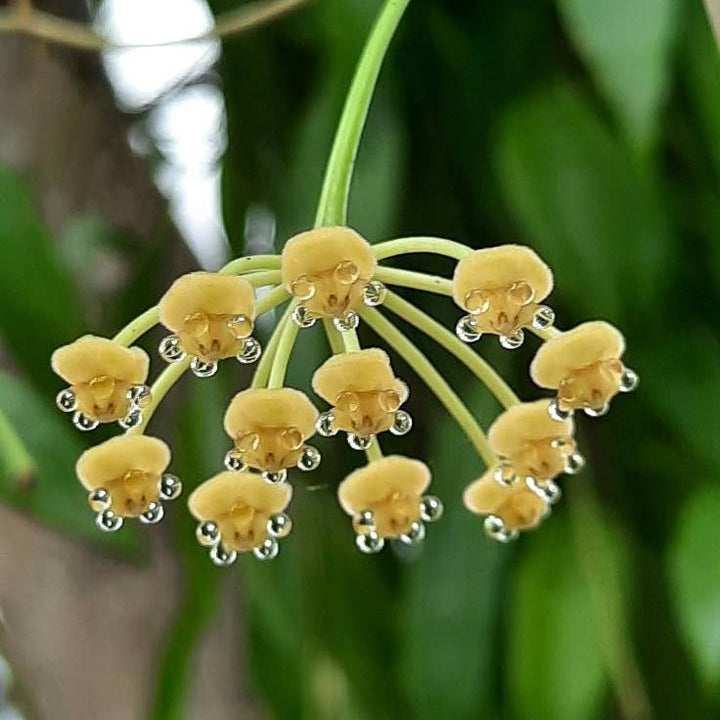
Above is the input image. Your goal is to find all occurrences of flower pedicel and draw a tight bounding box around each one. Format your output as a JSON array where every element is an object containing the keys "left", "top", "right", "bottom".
[{"left": 49, "top": 0, "right": 638, "bottom": 563}]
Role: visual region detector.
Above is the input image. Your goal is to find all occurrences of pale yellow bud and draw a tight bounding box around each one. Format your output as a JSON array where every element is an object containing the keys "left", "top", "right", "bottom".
[
  {"left": 52, "top": 336, "right": 149, "bottom": 423},
  {"left": 281, "top": 227, "right": 376, "bottom": 318},
  {"left": 488, "top": 400, "right": 575, "bottom": 481},
  {"left": 312, "top": 349, "right": 408, "bottom": 435},
  {"left": 463, "top": 469, "right": 546, "bottom": 531},
  {"left": 530, "top": 321, "right": 627, "bottom": 413},
  {"left": 76, "top": 435, "right": 170, "bottom": 517},
  {"left": 338, "top": 456, "right": 430, "bottom": 538},
  {"left": 223, "top": 388, "right": 318, "bottom": 472},
  {"left": 159, "top": 272, "right": 256, "bottom": 362},
  {"left": 189, "top": 471, "right": 292, "bottom": 552},
  {"left": 452, "top": 245, "right": 553, "bottom": 336}
]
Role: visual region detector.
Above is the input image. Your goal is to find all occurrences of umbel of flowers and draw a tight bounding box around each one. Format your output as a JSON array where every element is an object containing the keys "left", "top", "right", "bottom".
[
  {"left": 51, "top": 224, "right": 637, "bottom": 564},
  {"left": 48, "top": 0, "right": 637, "bottom": 567}
]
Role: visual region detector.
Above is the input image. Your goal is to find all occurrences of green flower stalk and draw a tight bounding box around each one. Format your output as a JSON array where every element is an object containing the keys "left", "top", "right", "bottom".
[{"left": 49, "top": 0, "right": 638, "bottom": 561}]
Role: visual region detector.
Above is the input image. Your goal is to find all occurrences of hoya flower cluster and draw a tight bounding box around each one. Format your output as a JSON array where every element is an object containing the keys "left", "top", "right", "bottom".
[{"left": 51, "top": 225, "right": 637, "bottom": 564}]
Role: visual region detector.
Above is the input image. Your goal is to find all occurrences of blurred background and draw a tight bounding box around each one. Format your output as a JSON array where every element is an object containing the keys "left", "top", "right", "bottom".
[{"left": 1, "top": 0, "right": 719, "bottom": 718}]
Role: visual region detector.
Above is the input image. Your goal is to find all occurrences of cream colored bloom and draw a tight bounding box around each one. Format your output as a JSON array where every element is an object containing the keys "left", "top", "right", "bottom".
[
  {"left": 189, "top": 471, "right": 292, "bottom": 558},
  {"left": 158, "top": 272, "right": 259, "bottom": 371},
  {"left": 531, "top": 321, "right": 637, "bottom": 417},
  {"left": 464, "top": 468, "right": 547, "bottom": 537},
  {"left": 338, "top": 456, "right": 441, "bottom": 551},
  {"left": 76, "top": 435, "right": 174, "bottom": 523},
  {"left": 312, "top": 349, "right": 410, "bottom": 445},
  {"left": 488, "top": 400, "right": 579, "bottom": 482},
  {"left": 281, "top": 227, "right": 377, "bottom": 325},
  {"left": 52, "top": 335, "right": 150, "bottom": 428},
  {"left": 223, "top": 388, "right": 320, "bottom": 477},
  {"left": 453, "top": 245, "right": 554, "bottom": 347}
]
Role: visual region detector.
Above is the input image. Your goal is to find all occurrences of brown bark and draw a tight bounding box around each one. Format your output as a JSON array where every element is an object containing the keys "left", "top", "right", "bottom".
[{"left": 0, "top": 4, "right": 257, "bottom": 717}]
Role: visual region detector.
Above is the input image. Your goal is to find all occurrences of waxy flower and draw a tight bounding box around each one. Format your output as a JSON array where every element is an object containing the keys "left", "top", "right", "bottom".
[
  {"left": 488, "top": 399, "right": 583, "bottom": 486},
  {"left": 189, "top": 470, "right": 293, "bottom": 564},
  {"left": 337, "top": 456, "right": 442, "bottom": 553},
  {"left": 76, "top": 435, "right": 181, "bottom": 531},
  {"left": 158, "top": 272, "right": 261, "bottom": 377},
  {"left": 453, "top": 245, "right": 555, "bottom": 348},
  {"left": 312, "top": 348, "right": 411, "bottom": 450},
  {"left": 52, "top": 335, "right": 151, "bottom": 431},
  {"left": 281, "top": 226, "right": 381, "bottom": 332},
  {"left": 531, "top": 321, "right": 638, "bottom": 419},
  {"left": 223, "top": 388, "right": 320, "bottom": 482},
  {"left": 464, "top": 468, "right": 549, "bottom": 542}
]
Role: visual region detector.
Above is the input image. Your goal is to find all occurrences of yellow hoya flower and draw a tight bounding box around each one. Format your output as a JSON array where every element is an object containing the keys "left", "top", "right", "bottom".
[
  {"left": 76, "top": 435, "right": 181, "bottom": 531},
  {"left": 52, "top": 335, "right": 151, "bottom": 431},
  {"left": 531, "top": 320, "right": 638, "bottom": 419},
  {"left": 337, "top": 456, "right": 443, "bottom": 553},
  {"left": 453, "top": 245, "right": 555, "bottom": 349},
  {"left": 312, "top": 348, "right": 412, "bottom": 450},
  {"left": 281, "top": 226, "right": 381, "bottom": 332},
  {"left": 464, "top": 468, "right": 549, "bottom": 542},
  {"left": 488, "top": 399, "right": 583, "bottom": 487},
  {"left": 223, "top": 388, "right": 320, "bottom": 483},
  {"left": 189, "top": 470, "right": 293, "bottom": 564},
  {"left": 158, "top": 272, "right": 261, "bottom": 377}
]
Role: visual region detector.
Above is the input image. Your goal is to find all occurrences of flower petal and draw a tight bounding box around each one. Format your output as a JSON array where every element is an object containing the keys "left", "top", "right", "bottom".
[
  {"left": 337, "top": 455, "right": 430, "bottom": 516},
  {"left": 223, "top": 388, "right": 318, "bottom": 441},
  {"left": 312, "top": 348, "right": 405, "bottom": 403},
  {"left": 530, "top": 321, "right": 626, "bottom": 388},
  {"left": 52, "top": 336, "right": 149, "bottom": 386},
  {"left": 452, "top": 245, "right": 553, "bottom": 310},
  {"left": 76, "top": 435, "right": 170, "bottom": 491},
  {"left": 188, "top": 471, "right": 292, "bottom": 521},
  {"left": 488, "top": 400, "right": 574, "bottom": 458},
  {"left": 159, "top": 272, "right": 256, "bottom": 333},
  {"left": 281, "top": 226, "right": 376, "bottom": 289}
]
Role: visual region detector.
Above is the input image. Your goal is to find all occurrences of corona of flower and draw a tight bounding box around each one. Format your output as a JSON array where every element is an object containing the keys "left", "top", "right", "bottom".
[
  {"left": 52, "top": 335, "right": 151, "bottom": 431},
  {"left": 76, "top": 435, "right": 181, "bottom": 531},
  {"left": 453, "top": 245, "right": 555, "bottom": 349},
  {"left": 531, "top": 321, "right": 638, "bottom": 419},
  {"left": 281, "top": 226, "right": 381, "bottom": 332},
  {"left": 223, "top": 388, "right": 320, "bottom": 482},
  {"left": 312, "top": 348, "right": 411, "bottom": 450},
  {"left": 189, "top": 470, "right": 293, "bottom": 565},
  {"left": 464, "top": 468, "right": 550, "bottom": 542},
  {"left": 158, "top": 271, "right": 261, "bottom": 377},
  {"left": 337, "top": 456, "right": 443, "bottom": 553},
  {"left": 488, "top": 399, "right": 583, "bottom": 488}
]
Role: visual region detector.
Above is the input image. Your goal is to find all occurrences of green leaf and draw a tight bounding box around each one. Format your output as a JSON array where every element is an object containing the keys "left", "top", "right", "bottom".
[
  {"left": 508, "top": 511, "right": 608, "bottom": 720},
  {"left": 555, "top": 0, "right": 679, "bottom": 150},
  {"left": 0, "top": 164, "right": 84, "bottom": 390},
  {"left": 681, "top": 0, "right": 720, "bottom": 174},
  {"left": 669, "top": 486, "right": 720, "bottom": 691},
  {"left": 0, "top": 370, "right": 139, "bottom": 554},
  {"left": 636, "top": 328, "right": 720, "bottom": 475},
  {"left": 400, "top": 389, "right": 505, "bottom": 719},
  {"left": 495, "top": 84, "right": 671, "bottom": 323}
]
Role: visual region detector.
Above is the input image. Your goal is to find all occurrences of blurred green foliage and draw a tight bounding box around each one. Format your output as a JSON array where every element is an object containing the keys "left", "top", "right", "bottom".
[{"left": 1, "top": 0, "right": 720, "bottom": 718}]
